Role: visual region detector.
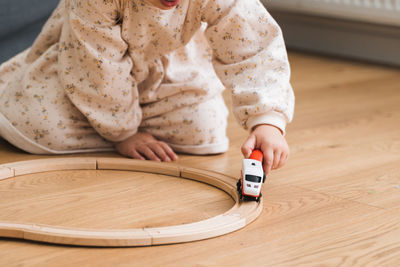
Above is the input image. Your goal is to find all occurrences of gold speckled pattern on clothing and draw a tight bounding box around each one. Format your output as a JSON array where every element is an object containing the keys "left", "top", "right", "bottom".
[{"left": 0, "top": 0, "right": 294, "bottom": 154}]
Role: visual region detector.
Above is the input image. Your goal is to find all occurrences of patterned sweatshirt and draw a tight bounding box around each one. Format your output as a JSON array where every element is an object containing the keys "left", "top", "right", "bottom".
[{"left": 0, "top": 0, "right": 294, "bottom": 151}]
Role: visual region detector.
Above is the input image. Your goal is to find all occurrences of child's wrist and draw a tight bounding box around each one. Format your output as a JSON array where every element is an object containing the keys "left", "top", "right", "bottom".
[
  {"left": 252, "top": 124, "right": 284, "bottom": 135},
  {"left": 246, "top": 112, "right": 287, "bottom": 135}
]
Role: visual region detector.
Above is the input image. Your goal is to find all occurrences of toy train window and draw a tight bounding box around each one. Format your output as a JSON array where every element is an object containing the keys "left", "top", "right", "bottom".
[{"left": 245, "top": 175, "right": 262, "bottom": 183}]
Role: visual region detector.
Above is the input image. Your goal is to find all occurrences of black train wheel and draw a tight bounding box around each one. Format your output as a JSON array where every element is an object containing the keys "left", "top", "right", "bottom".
[
  {"left": 256, "top": 193, "right": 263, "bottom": 203},
  {"left": 237, "top": 180, "right": 242, "bottom": 200}
]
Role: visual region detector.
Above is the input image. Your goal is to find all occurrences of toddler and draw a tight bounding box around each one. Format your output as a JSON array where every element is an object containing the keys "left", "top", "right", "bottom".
[{"left": 0, "top": 0, "right": 294, "bottom": 175}]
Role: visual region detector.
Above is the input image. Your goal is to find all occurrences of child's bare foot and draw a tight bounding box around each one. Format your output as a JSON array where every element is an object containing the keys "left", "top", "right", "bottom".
[{"left": 114, "top": 132, "right": 178, "bottom": 162}]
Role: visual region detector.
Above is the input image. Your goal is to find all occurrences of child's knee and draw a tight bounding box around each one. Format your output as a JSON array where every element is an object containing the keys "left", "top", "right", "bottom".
[{"left": 141, "top": 95, "right": 229, "bottom": 154}]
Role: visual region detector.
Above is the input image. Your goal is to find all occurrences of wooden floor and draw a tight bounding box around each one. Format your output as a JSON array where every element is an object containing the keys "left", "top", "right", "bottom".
[{"left": 1, "top": 52, "right": 400, "bottom": 266}]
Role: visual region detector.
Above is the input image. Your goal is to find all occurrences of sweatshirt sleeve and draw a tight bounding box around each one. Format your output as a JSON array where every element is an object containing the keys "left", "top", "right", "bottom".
[
  {"left": 58, "top": 0, "right": 141, "bottom": 142},
  {"left": 201, "top": 0, "right": 294, "bottom": 133}
]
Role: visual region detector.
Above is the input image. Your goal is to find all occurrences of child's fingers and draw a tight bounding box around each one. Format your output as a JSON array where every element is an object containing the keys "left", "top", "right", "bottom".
[
  {"left": 263, "top": 149, "right": 274, "bottom": 175},
  {"left": 131, "top": 149, "right": 145, "bottom": 160},
  {"left": 159, "top": 141, "right": 178, "bottom": 161},
  {"left": 148, "top": 143, "right": 171, "bottom": 162},
  {"left": 241, "top": 134, "right": 256, "bottom": 158},
  {"left": 278, "top": 152, "right": 289, "bottom": 169},
  {"left": 137, "top": 145, "right": 161, "bottom": 162},
  {"left": 272, "top": 150, "right": 282, "bottom": 170}
]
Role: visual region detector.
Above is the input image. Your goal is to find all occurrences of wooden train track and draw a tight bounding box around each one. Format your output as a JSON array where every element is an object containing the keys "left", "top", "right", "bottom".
[{"left": 0, "top": 158, "right": 262, "bottom": 247}]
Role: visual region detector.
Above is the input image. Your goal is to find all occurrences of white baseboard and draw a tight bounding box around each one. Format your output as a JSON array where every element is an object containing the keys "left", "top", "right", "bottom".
[
  {"left": 265, "top": 8, "right": 400, "bottom": 66},
  {"left": 263, "top": 0, "right": 400, "bottom": 26}
]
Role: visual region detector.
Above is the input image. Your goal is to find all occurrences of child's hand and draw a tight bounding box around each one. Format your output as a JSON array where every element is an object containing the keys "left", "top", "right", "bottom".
[
  {"left": 114, "top": 132, "right": 178, "bottom": 162},
  {"left": 241, "top": 124, "right": 289, "bottom": 175}
]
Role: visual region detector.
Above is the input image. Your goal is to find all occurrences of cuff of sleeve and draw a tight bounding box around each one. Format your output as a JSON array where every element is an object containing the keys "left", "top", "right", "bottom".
[{"left": 246, "top": 111, "right": 287, "bottom": 135}]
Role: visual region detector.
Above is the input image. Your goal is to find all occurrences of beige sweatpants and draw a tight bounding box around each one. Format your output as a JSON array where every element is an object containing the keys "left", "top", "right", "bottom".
[{"left": 0, "top": 93, "right": 229, "bottom": 155}]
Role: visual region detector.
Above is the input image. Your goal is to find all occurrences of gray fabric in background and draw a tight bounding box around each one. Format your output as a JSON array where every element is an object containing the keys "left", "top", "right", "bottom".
[{"left": 0, "top": 0, "right": 60, "bottom": 63}]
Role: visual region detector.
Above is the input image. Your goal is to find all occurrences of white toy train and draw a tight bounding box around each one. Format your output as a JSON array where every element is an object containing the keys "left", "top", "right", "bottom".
[{"left": 237, "top": 149, "right": 266, "bottom": 202}]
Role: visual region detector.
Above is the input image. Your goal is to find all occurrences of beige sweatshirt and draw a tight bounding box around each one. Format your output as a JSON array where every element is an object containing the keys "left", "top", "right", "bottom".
[{"left": 0, "top": 0, "right": 294, "bottom": 152}]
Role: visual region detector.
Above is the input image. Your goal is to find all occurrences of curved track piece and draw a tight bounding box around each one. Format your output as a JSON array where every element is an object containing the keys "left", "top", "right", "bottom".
[{"left": 0, "top": 158, "right": 263, "bottom": 247}]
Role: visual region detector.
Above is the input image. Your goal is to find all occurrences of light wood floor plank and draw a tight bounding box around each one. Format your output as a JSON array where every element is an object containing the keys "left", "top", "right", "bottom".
[{"left": 1, "top": 52, "right": 399, "bottom": 265}]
